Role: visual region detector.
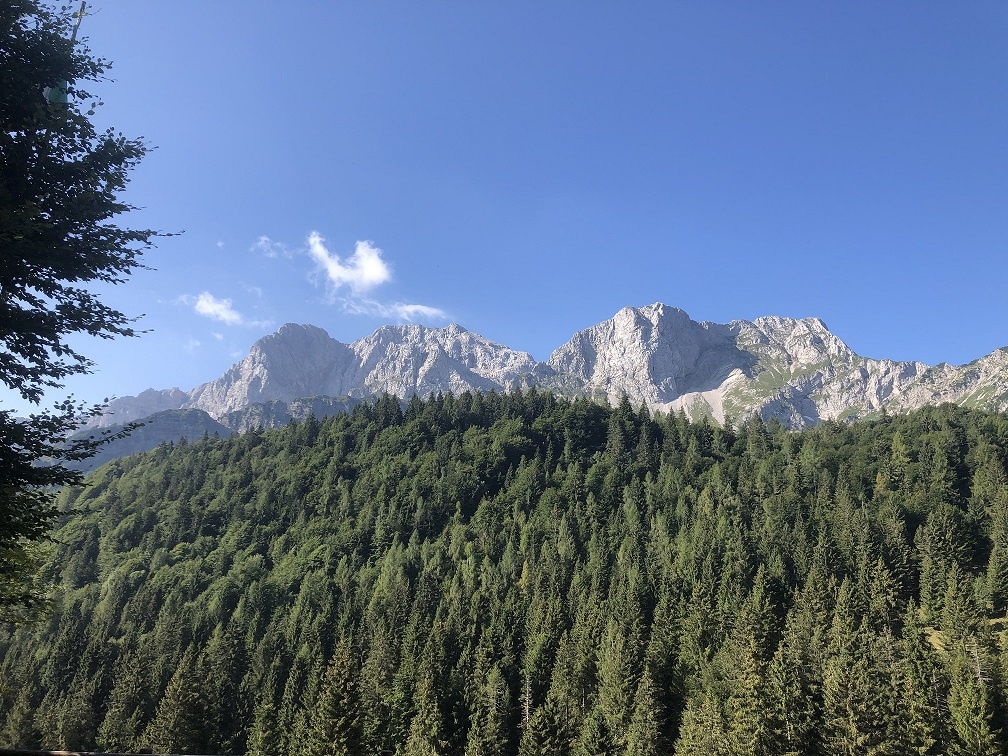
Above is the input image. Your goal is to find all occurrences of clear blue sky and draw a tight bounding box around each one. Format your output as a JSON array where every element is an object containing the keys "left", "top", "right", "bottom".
[{"left": 7, "top": 2, "right": 1008, "bottom": 413}]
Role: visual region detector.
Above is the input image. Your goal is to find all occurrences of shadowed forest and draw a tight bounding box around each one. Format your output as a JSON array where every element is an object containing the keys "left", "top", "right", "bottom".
[{"left": 2, "top": 392, "right": 1008, "bottom": 755}]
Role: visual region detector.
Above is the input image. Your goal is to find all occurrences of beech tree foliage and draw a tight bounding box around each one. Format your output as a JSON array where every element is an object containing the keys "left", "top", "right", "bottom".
[{"left": 0, "top": 1, "right": 161, "bottom": 619}]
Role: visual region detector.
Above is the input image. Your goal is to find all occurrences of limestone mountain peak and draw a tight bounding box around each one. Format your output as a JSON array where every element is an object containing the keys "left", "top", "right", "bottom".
[{"left": 87, "top": 303, "right": 1008, "bottom": 435}]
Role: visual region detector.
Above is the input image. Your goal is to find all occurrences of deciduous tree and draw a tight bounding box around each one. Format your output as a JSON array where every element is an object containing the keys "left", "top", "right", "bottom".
[{"left": 1, "top": 1, "right": 163, "bottom": 619}]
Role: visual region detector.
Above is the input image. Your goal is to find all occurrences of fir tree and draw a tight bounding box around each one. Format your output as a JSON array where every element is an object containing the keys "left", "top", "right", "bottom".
[
  {"left": 305, "top": 639, "right": 363, "bottom": 756},
  {"left": 141, "top": 648, "right": 207, "bottom": 754}
]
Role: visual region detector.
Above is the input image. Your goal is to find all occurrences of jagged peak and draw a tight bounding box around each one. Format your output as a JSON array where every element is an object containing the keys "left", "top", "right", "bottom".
[
  {"left": 247, "top": 323, "right": 341, "bottom": 355},
  {"left": 357, "top": 322, "right": 472, "bottom": 342},
  {"left": 263, "top": 322, "right": 332, "bottom": 339},
  {"left": 87, "top": 304, "right": 1008, "bottom": 440}
]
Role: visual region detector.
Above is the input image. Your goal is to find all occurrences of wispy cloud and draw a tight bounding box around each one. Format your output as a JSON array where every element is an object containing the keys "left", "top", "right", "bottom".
[
  {"left": 252, "top": 235, "right": 291, "bottom": 258},
  {"left": 182, "top": 291, "right": 273, "bottom": 329},
  {"left": 389, "top": 303, "right": 448, "bottom": 321},
  {"left": 343, "top": 298, "right": 448, "bottom": 322},
  {"left": 306, "top": 232, "right": 446, "bottom": 322}
]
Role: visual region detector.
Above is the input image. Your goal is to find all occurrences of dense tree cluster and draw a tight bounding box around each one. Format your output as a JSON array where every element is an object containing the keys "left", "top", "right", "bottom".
[{"left": 2, "top": 392, "right": 1008, "bottom": 754}]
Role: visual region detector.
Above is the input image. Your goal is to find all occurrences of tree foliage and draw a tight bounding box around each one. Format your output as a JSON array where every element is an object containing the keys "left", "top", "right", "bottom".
[
  {"left": 0, "top": 1, "right": 161, "bottom": 619},
  {"left": 1, "top": 395, "right": 1008, "bottom": 753}
]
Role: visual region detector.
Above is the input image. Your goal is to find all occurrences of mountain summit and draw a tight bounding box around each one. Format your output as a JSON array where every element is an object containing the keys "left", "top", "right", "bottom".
[{"left": 88, "top": 304, "right": 1008, "bottom": 435}]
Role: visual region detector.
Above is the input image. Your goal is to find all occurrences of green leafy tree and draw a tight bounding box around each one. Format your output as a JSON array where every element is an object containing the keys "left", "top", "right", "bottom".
[{"left": 0, "top": 1, "right": 163, "bottom": 620}]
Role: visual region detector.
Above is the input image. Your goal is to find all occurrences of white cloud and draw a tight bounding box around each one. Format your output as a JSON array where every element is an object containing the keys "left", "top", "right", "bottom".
[
  {"left": 194, "top": 292, "right": 244, "bottom": 325},
  {"left": 384, "top": 303, "right": 448, "bottom": 321},
  {"left": 342, "top": 297, "right": 448, "bottom": 322},
  {"left": 252, "top": 235, "right": 290, "bottom": 258},
  {"left": 308, "top": 233, "right": 391, "bottom": 295},
  {"left": 304, "top": 232, "right": 446, "bottom": 319},
  {"left": 212, "top": 332, "right": 224, "bottom": 341},
  {"left": 185, "top": 338, "right": 201, "bottom": 352},
  {"left": 188, "top": 291, "right": 273, "bottom": 329},
  {"left": 216, "top": 241, "right": 225, "bottom": 249}
]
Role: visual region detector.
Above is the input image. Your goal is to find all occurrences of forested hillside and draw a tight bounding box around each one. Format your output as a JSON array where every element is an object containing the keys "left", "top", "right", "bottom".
[{"left": 3, "top": 392, "right": 1008, "bottom": 755}]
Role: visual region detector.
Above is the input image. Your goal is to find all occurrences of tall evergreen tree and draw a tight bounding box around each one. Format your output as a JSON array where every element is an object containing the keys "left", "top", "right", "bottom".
[
  {"left": 305, "top": 639, "right": 363, "bottom": 756},
  {"left": 624, "top": 668, "right": 662, "bottom": 756},
  {"left": 141, "top": 648, "right": 207, "bottom": 754},
  {"left": 401, "top": 673, "right": 444, "bottom": 756},
  {"left": 465, "top": 664, "right": 511, "bottom": 756},
  {"left": 947, "top": 644, "right": 1001, "bottom": 756}
]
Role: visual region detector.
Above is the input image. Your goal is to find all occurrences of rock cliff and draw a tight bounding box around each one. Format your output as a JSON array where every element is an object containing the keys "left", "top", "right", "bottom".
[{"left": 85, "top": 304, "right": 1008, "bottom": 437}]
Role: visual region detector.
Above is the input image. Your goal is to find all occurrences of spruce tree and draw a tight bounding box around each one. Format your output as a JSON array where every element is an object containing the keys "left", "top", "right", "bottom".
[
  {"left": 624, "top": 669, "right": 661, "bottom": 756},
  {"left": 947, "top": 644, "right": 1001, "bottom": 756},
  {"left": 401, "top": 673, "right": 444, "bottom": 756},
  {"left": 305, "top": 639, "right": 363, "bottom": 756},
  {"left": 672, "top": 691, "right": 727, "bottom": 756},
  {"left": 141, "top": 648, "right": 207, "bottom": 754},
  {"left": 465, "top": 665, "right": 510, "bottom": 756}
]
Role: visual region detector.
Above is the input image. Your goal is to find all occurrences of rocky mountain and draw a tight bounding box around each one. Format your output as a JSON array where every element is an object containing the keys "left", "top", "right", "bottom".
[
  {"left": 86, "top": 323, "right": 546, "bottom": 429},
  {"left": 69, "top": 408, "right": 232, "bottom": 473},
  {"left": 86, "top": 304, "right": 1008, "bottom": 445}
]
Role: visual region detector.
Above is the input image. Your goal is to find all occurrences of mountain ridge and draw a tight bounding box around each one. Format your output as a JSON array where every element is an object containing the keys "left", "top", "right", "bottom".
[{"left": 86, "top": 303, "right": 1008, "bottom": 437}]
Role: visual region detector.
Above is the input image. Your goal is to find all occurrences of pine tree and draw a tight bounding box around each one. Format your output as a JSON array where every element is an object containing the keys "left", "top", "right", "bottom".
[
  {"left": 724, "top": 637, "right": 771, "bottom": 756},
  {"left": 0, "top": 683, "right": 41, "bottom": 748},
  {"left": 765, "top": 635, "right": 818, "bottom": 756},
  {"left": 305, "top": 639, "right": 363, "bottom": 756},
  {"left": 897, "top": 606, "right": 944, "bottom": 755},
  {"left": 96, "top": 651, "right": 152, "bottom": 752},
  {"left": 577, "top": 704, "right": 613, "bottom": 756},
  {"left": 401, "top": 673, "right": 444, "bottom": 756},
  {"left": 465, "top": 665, "right": 510, "bottom": 756},
  {"left": 519, "top": 696, "right": 570, "bottom": 756},
  {"left": 595, "top": 616, "right": 642, "bottom": 749},
  {"left": 947, "top": 644, "right": 1001, "bottom": 756},
  {"left": 624, "top": 669, "right": 661, "bottom": 756},
  {"left": 821, "top": 622, "right": 891, "bottom": 756},
  {"left": 246, "top": 673, "right": 282, "bottom": 756},
  {"left": 141, "top": 648, "right": 207, "bottom": 754},
  {"left": 672, "top": 691, "right": 727, "bottom": 756}
]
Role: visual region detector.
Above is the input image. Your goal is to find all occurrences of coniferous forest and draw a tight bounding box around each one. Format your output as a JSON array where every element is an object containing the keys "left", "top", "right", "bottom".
[{"left": 3, "top": 391, "right": 1008, "bottom": 755}]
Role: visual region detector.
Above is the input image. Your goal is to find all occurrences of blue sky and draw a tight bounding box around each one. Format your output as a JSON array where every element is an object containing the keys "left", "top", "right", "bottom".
[{"left": 8, "top": 2, "right": 1008, "bottom": 413}]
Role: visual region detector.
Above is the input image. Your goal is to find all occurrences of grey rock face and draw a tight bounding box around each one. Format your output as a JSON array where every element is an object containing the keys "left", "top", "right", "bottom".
[
  {"left": 187, "top": 324, "right": 358, "bottom": 417},
  {"left": 349, "top": 323, "right": 540, "bottom": 398},
  {"left": 95, "top": 305, "right": 1008, "bottom": 440},
  {"left": 70, "top": 408, "right": 231, "bottom": 473},
  {"left": 548, "top": 303, "right": 753, "bottom": 408},
  {"left": 94, "top": 322, "right": 542, "bottom": 431},
  {"left": 87, "top": 388, "right": 189, "bottom": 429}
]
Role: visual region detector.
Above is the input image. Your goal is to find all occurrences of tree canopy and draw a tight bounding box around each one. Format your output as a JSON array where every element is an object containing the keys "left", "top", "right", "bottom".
[
  {"left": 0, "top": 1, "right": 161, "bottom": 620},
  {"left": 3, "top": 394, "right": 1008, "bottom": 753}
]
